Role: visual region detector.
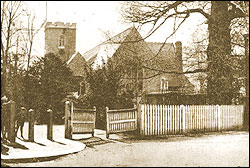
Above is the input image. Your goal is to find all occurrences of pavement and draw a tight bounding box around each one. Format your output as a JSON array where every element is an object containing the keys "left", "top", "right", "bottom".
[
  {"left": 1, "top": 123, "right": 86, "bottom": 163},
  {"left": 2, "top": 123, "right": 248, "bottom": 166},
  {"left": 1, "top": 123, "right": 136, "bottom": 164},
  {"left": 5, "top": 122, "right": 246, "bottom": 165},
  {"left": 6, "top": 131, "right": 249, "bottom": 167}
]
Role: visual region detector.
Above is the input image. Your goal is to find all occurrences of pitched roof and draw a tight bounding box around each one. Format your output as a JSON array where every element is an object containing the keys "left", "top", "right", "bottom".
[
  {"left": 66, "top": 27, "right": 194, "bottom": 92},
  {"left": 146, "top": 42, "right": 180, "bottom": 72},
  {"left": 67, "top": 52, "right": 87, "bottom": 77},
  {"left": 66, "top": 26, "right": 142, "bottom": 76},
  {"left": 146, "top": 42, "right": 174, "bottom": 54},
  {"left": 146, "top": 42, "right": 194, "bottom": 90},
  {"left": 83, "top": 27, "right": 136, "bottom": 64}
]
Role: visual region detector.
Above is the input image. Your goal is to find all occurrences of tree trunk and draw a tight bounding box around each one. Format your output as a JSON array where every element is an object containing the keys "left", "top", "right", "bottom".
[{"left": 207, "top": 1, "right": 233, "bottom": 104}]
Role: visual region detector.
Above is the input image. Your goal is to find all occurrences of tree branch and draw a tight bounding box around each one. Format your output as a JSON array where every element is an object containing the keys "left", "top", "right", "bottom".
[
  {"left": 176, "top": 8, "right": 210, "bottom": 19},
  {"left": 143, "top": 65, "right": 207, "bottom": 74}
]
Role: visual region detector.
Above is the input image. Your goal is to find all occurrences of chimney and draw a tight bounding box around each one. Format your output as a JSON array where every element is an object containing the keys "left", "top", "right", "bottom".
[{"left": 175, "top": 41, "right": 183, "bottom": 72}]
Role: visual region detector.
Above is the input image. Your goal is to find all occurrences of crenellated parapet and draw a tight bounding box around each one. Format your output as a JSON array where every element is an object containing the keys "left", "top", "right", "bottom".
[{"left": 45, "top": 22, "right": 76, "bottom": 29}]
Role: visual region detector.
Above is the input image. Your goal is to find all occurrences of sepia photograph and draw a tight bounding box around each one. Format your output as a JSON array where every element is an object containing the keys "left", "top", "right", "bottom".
[{"left": 1, "top": 1, "right": 249, "bottom": 167}]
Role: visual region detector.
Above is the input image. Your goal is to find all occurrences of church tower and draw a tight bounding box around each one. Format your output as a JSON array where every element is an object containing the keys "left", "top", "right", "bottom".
[{"left": 44, "top": 22, "right": 76, "bottom": 62}]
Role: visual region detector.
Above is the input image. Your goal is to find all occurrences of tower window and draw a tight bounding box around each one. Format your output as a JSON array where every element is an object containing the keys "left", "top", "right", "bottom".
[{"left": 59, "top": 36, "right": 65, "bottom": 48}]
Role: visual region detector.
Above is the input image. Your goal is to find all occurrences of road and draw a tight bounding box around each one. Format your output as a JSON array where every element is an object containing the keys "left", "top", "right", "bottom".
[{"left": 6, "top": 131, "right": 249, "bottom": 167}]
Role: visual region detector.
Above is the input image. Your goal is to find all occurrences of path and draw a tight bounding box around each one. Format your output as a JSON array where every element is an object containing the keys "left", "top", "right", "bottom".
[{"left": 6, "top": 131, "right": 249, "bottom": 167}]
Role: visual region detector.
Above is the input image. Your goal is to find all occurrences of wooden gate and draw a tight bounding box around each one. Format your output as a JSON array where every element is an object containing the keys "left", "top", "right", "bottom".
[
  {"left": 65, "top": 101, "right": 96, "bottom": 139},
  {"left": 106, "top": 105, "right": 137, "bottom": 138}
]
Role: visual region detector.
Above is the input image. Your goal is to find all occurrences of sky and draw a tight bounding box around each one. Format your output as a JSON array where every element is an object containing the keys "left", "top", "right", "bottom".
[{"left": 24, "top": 1, "right": 206, "bottom": 58}]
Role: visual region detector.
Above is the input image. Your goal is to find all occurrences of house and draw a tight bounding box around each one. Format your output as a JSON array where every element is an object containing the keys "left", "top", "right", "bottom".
[
  {"left": 66, "top": 26, "right": 195, "bottom": 104},
  {"left": 68, "top": 26, "right": 151, "bottom": 98},
  {"left": 142, "top": 41, "right": 196, "bottom": 104},
  {"left": 143, "top": 41, "right": 194, "bottom": 94},
  {"left": 44, "top": 22, "right": 195, "bottom": 104}
]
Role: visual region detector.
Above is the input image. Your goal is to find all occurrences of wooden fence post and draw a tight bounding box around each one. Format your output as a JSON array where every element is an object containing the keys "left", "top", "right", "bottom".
[
  {"left": 28, "top": 109, "right": 34, "bottom": 142},
  {"left": 9, "top": 100, "right": 16, "bottom": 142},
  {"left": 134, "top": 104, "right": 138, "bottom": 133},
  {"left": 93, "top": 106, "right": 96, "bottom": 137},
  {"left": 69, "top": 102, "right": 73, "bottom": 139},
  {"left": 65, "top": 101, "right": 71, "bottom": 139},
  {"left": 106, "top": 107, "right": 109, "bottom": 139},
  {"left": 217, "top": 105, "right": 221, "bottom": 131},
  {"left": 47, "top": 109, "right": 53, "bottom": 140},
  {"left": 137, "top": 104, "right": 141, "bottom": 135},
  {"left": 140, "top": 104, "right": 145, "bottom": 135},
  {"left": 181, "top": 105, "right": 186, "bottom": 134}
]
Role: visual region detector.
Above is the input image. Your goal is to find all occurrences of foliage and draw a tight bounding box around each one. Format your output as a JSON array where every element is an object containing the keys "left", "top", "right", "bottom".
[
  {"left": 23, "top": 53, "right": 76, "bottom": 124},
  {"left": 1, "top": 1, "right": 45, "bottom": 96},
  {"left": 85, "top": 57, "right": 135, "bottom": 128},
  {"left": 86, "top": 57, "right": 135, "bottom": 109},
  {"left": 121, "top": 1, "right": 249, "bottom": 104}
]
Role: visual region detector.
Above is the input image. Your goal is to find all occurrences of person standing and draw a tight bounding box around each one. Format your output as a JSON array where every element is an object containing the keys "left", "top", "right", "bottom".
[{"left": 15, "top": 106, "right": 27, "bottom": 139}]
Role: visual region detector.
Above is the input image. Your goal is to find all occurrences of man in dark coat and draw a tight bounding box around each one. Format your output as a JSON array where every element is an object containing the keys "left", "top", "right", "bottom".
[{"left": 15, "top": 106, "right": 27, "bottom": 139}]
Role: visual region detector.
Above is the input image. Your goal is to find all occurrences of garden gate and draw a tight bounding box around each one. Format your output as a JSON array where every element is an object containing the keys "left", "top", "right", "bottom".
[
  {"left": 106, "top": 105, "right": 138, "bottom": 138},
  {"left": 65, "top": 101, "right": 96, "bottom": 139}
]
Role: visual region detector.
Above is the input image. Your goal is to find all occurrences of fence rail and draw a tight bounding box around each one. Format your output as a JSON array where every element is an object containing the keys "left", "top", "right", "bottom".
[
  {"left": 106, "top": 106, "right": 137, "bottom": 138},
  {"left": 65, "top": 101, "right": 96, "bottom": 139},
  {"left": 140, "top": 104, "right": 244, "bottom": 136},
  {"left": 71, "top": 107, "right": 96, "bottom": 135}
]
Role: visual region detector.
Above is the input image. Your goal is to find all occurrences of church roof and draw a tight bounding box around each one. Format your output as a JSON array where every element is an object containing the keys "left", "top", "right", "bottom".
[
  {"left": 66, "top": 27, "right": 194, "bottom": 91},
  {"left": 146, "top": 42, "right": 178, "bottom": 72},
  {"left": 67, "top": 51, "right": 87, "bottom": 77},
  {"left": 82, "top": 27, "right": 139, "bottom": 65}
]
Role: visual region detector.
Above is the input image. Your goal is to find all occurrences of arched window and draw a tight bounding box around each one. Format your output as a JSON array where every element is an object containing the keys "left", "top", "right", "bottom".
[{"left": 79, "top": 82, "right": 85, "bottom": 95}]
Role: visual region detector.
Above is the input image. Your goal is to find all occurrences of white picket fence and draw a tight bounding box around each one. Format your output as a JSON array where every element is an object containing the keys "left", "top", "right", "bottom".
[{"left": 140, "top": 104, "right": 244, "bottom": 136}]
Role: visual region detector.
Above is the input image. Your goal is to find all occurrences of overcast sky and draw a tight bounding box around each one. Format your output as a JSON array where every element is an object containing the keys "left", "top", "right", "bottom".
[{"left": 24, "top": 1, "right": 206, "bottom": 58}]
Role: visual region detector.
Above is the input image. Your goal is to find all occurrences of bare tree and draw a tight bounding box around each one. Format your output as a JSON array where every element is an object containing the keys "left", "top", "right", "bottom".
[
  {"left": 1, "top": 2, "right": 48, "bottom": 110},
  {"left": 19, "top": 5, "right": 46, "bottom": 72},
  {"left": 121, "top": 1, "right": 248, "bottom": 104},
  {"left": 1, "top": 1, "right": 23, "bottom": 96}
]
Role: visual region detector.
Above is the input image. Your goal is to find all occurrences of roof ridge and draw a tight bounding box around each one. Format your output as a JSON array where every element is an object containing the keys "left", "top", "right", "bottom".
[
  {"left": 67, "top": 52, "right": 77, "bottom": 64},
  {"left": 108, "top": 27, "right": 133, "bottom": 39},
  {"left": 146, "top": 42, "right": 173, "bottom": 45},
  {"left": 105, "top": 26, "right": 134, "bottom": 44},
  {"left": 82, "top": 27, "right": 133, "bottom": 54},
  {"left": 67, "top": 51, "right": 85, "bottom": 64},
  {"left": 83, "top": 26, "right": 135, "bottom": 61}
]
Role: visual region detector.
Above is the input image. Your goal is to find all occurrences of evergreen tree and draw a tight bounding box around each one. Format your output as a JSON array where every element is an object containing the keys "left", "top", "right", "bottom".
[{"left": 24, "top": 53, "right": 76, "bottom": 124}]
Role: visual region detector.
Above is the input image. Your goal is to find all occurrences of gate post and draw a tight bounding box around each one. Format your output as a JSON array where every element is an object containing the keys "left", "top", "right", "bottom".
[
  {"left": 92, "top": 106, "right": 96, "bottom": 137},
  {"left": 65, "top": 101, "right": 72, "bottom": 139},
  {"left": 47, "top": 109, "right": 53, "bottom": 140},
  {"left": 106, "top": 107, "right": 109, "bottom": 139},
  {"left": 9, "top": 100, "right": 16, "bottom": 143},
  {"left": 28, "top": 109, "right": 34, "bottom": 142},
  {"left": 136, "top": 104, "right": 140, "bottom": 135}
]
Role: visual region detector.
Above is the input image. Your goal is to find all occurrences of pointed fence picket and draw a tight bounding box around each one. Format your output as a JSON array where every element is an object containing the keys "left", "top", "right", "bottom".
[{"left": 139, "top": 104, "right": 244, "bottom": 136}]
